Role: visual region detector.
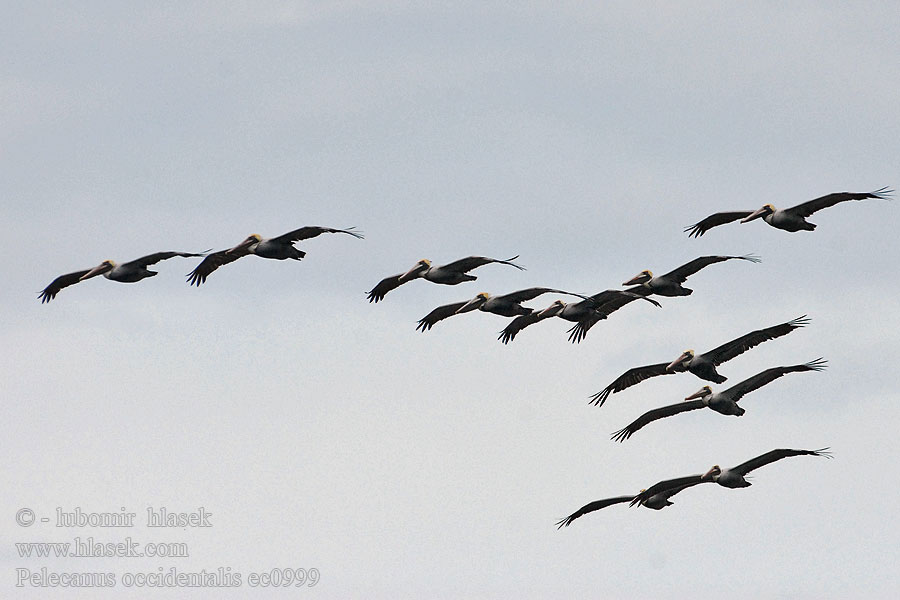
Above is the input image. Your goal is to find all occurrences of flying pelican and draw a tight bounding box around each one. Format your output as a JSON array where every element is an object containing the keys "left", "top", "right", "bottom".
[
  {"left": 416, "top": 287, "right": 585, "bottom": 332},
  {"left": 498, "top": 290, "right": 661, "bottom": 344},
  {"left": 629, "top": 448, "right": 832, "bottom": 506},
  {"left": 589, "top": 315, "right": 810, "bottom": 407},
  {"left": 685, "top": 187, "right": 892, "bottom": 237},
  {"left": 39, "top": 251, "right": 209, "bottom": 303},
  {"left": 621, "top": 254, "right": 760, "bottom": 297},
  {"left": 611, "top": 358, "right": 827, "bottom": 442},
  {"left": 556, "top": 481, "right": 704, "bottom": 528},
  {"left": 366, "top": 255, "right": 525, "bottom": 303},
  {"left": 186, "top": 226, "right": 363, "bottom": 286}
]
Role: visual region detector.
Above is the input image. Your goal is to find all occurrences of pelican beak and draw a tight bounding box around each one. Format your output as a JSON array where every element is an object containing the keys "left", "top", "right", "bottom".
[
  {"left": 398, "top": 262, "right": 428, "bottom": 283},
  {"left": 701, "top": 467, "right": 718, "bottom": 481},
  {"left": 80, "top": 262, "right": 112, "bottom": 280},
  {"left": 666, "top": 351, "right": 691, "bottom": 372},
  {"left": 455, "top": 296, "right": 486, "bottom": 314},
  {"left": 227, "top": 237, "right": 257, "bottom": 254},
  {"left": 684, "top": 387, "right": 709, "bottom": 401},
  {"left": 741, "top": 206, "right": 769, "bottom": 223},
  {"left": 623, "top": 272, "right": 651, "bottom": 286},
  {"left": 536, "top": 302, "right": 564, "bottom": 318}
]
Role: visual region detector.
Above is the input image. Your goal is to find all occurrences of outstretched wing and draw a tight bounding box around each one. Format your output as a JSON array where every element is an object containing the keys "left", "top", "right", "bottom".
[
  {"left": 684, "top": 211, "right": 753, "bottom": 238},
  {"left": 496, "top": 287, "right": 583, "bottom": 304},
  {"left": 611, "top": 400, "right": 707, "bottom": 442},
  {"left": 38, "top": 269, "right": 92, "bottom": 303},
  {"left": 555, "top": 496, "right": 635, "bottom": 528},
  {"left": 569, "top": 288, "right": 661, "bottom": 342},
  {"left": 703, "top": 315, "right": 810, "bottom": 366},
  {"left": 785, "top": 187, "right": 892, "bottom": 218},
  {"left": 440, "top": 255, "right": 525, "bottom": 274},
  {"left": 269, "top": 226, "right": 364, "bottom": 244},
  {"left": 630, "top": 475, "right": 706, "bottom": 507},
  {"left": 589, "top": 362, "right": 674, "bottom": 407},
  {"left": 661, "top": 254, "right": 760, "bottom": 284},
  {"left": 125, "top": 250, "right": 209, "bottom": 268},
  {"left": 416, "top": 301, "right": 469, "bottom": 331},
  {"left": 366, "top": 273, "right": 406, "bottom": 303},
  {"left": 724, "top": 358, "right": 827, "bottom": 402},
  {"left": 498, "top": 311, "right": 551, "bottom": 344},
  {"left": 730, "top": 447, "right": 832, "bottom": 477},
  {"left": 186, "top": 248, "right": 251, "bottom": 286}
]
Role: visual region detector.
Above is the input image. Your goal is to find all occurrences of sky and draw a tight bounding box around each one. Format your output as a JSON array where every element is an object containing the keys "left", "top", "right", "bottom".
[{"left": 2, "top": 2, "right": 899, "bottom": 598}]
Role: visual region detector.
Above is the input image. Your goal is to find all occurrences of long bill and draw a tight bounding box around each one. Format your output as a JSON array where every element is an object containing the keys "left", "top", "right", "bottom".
[
  {"left": 666, "top": 351, "right": 692, "bottom": 371},
  {"left": 80, "top": 262, "right": 113, "bottom": 281},
  {"left": 455, "top": 296, "right": 486, "bottom": 314},
  {"left": 740, "top": 207, "right": 768, "bottom": 223}
]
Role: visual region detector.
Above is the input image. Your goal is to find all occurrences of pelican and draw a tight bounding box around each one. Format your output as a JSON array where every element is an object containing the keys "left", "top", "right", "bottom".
[
  {"left": 629, "top": 448, "right": 832, "bottom": 506},
  {"left": 622, "top": 254, "right": 760, "bottom": 297},
  {"left": 685, "top": 187, "right": 892, "bottom": 237},
  {"left": 498, "top": 290, "right": 660, "bottom": 344},
  {"left": 416, "top": 287, "right": 585, "bottom": 332},
  {"left": 367, "top": 255, "right": 525, "bottom": 303},
  {"left": 186, "top": 226, "right": 363, "bottom": 286},
  {"left": 611, "top": 358, "right": 827, "bottom": 442},
  {"left": 39, "top": 251, "right": 209, "bottom": 303},
  {"left": 556, "top": 481, "right": 704, "bottom": 528},
  {"left": 589, "top": 315, "right": 810, "bottom": 407}
]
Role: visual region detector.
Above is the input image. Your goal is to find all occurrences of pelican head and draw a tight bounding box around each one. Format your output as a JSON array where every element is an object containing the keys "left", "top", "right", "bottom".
[
  {"left": 227, "top": 234, "right": 262, "bottom": 254},
  {"left": 701, "top": 465, "right": 722, "bottom": 481},
  {"left": 741, "top": 204, "right": 775, "bottom": 223},
  {"left": 536, "top": 300, "right": 566, "bottom": 318},
  {"left": 684, "top": 385, "right": 712, "bottom": 401},
  {"left": 666, "top": 349, "right": 694, "bottom": 371},
  {"left": 399, "top": 259, "right": 432, "bottom": 282},
  {"left": 80, "top": 260, "right": 116, "bottom": 280},
  {"left": 623, "top": 270, "right": 653, "bottom": 286},
  {"left": 456, "top": 292, "right": 490, "bottom": 314}
]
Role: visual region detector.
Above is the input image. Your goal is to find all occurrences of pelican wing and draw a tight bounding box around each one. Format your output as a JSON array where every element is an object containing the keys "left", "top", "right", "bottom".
[
  {"left": 703, "top": 315, "right": 810, "bottom": 366},
  {"left": 730, "top": 447, "right": 832, "bottom": 477},
  {"left": 660, "top": 254, "right": 760, "bottom": 284},
  {"left": 125, "top": 251, "right": 209, "bottom": 268},
  {"left": 567, "top": 316, "right": 602, "bottom": 344},
  {"left": 611, "top": 400, "right": 707, "bottom": 442},
  {"left": 270, "top": 226, "right": 364, "bottom": 244},
  {"left": 630, "top": 475, "right": 706, "bottom": 507},
  {"left": 555, "top": 496, "right": 635, "bottom": 528},
  {"left": 366, "top": 273, "right": 406, "bottom": 303},
  {"left": 496, "top": 287, "right": 581, "bottom": 304},
  {"left": 589, "top": 362, "right": 674, "bottom": 407},
  {"left": 38, "top": 269, "right": 92, "bottom": 303},
  {"left": 684, "top": 211, "right": 754, "bottom": 238},
  {"left": 724, "top": 358, "right": 827, "bottom": 402},
  {"left": 498, "top": 311, "right": 551, "bottom": 344},
  {"left": 785, "top": 187, "right": 892, "bottom": 218},
  {"left": 416, "top": 301, "right": 469, "bottom": 331},
  {"left": 439, "top": 255, "right": 525, "bottom": 274},
  {"left": 186, "top": 248, "right": 251, "bottom": 286}
]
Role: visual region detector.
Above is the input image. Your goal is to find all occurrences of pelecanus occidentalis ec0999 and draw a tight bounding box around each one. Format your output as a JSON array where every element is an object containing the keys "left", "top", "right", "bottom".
[
  {"left": 611, "top": 358, "right": 827, "bottom": 442},
  {"left": 685, "top": 188, "right": 892, "bottom": 237},
  {"left": 589, "top": 315, "right": 810, "bottom": 407},
  {"left": 39, "top": 251, "right": 209, "bottom": 303},
  {"left": 186, "top": 226, "right": 363, "bottom": 286},
  {"left": 367, "top": 255, "right": 524, "bottom": 303}
]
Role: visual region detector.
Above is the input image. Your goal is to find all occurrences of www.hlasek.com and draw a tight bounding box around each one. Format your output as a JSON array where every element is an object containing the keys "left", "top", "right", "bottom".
[{"left": 16, "top": 567, "right": 320, "bottom": 588}]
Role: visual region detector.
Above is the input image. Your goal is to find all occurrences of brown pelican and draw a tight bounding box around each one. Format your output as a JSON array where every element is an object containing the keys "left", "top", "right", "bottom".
[
  {"left": 39, "top": 251, "right": 209, "bottom": 303},
  {"left": 622, "top": 254, "right": 760, "bottom": 297},
  {"left": 416, "top": 287, "right": 585, "bottom": 332},
  {"left": 589, "top": 315, "right": 810, "bottom": 407},
  {"left": 186, "top": 226, "right": 363, "bottom": 286},
  {"left": 685, "top": 187, "right": 892, "bottom": 237},
  {"left": 629, "top": 448, "right": 832, "bottom": 506},
  {"left": 367, "top": 255, "right": 525, "bottom": 303},
  {"left": 498, "top": 290, "right": 661, "bottom": 344},
  {"left": 611, "top": 358, "right": 827, "bottom": 442},
  {"left": 556, "top": 480, "right": 706, "bottom": 528}
]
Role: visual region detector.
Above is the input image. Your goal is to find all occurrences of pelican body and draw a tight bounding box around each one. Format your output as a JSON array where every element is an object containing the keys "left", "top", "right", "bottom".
[
  {"left": 367, "top": 255, "right": 524, "bottom": 303},
  {"left": 186, "top": 226, "right": 363, "bottom": 286},
  {"left": 622, "top": 254, "right": 760, "bottom": 297},
  {"left": 39, "top": 251, "right": 208, "bottom": 303},
  {"left": 590, "top": 315, "right": 810, "bottom": 406},
  {"left": 685, "top": 187, "right": 892, "bottom": 237},
  {"left": 611, "top": 359, "right": 827, "bottom": 442}
]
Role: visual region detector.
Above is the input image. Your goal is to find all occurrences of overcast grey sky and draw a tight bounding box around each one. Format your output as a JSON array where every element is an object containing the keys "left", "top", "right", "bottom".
[{"left": 2, "top": 2, "right": 899, "bottom": 598}]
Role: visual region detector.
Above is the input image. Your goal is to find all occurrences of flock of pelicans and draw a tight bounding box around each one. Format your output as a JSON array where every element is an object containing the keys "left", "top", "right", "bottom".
[{"left": 38, "top": 189, "right": 892, "bottom": 528}]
